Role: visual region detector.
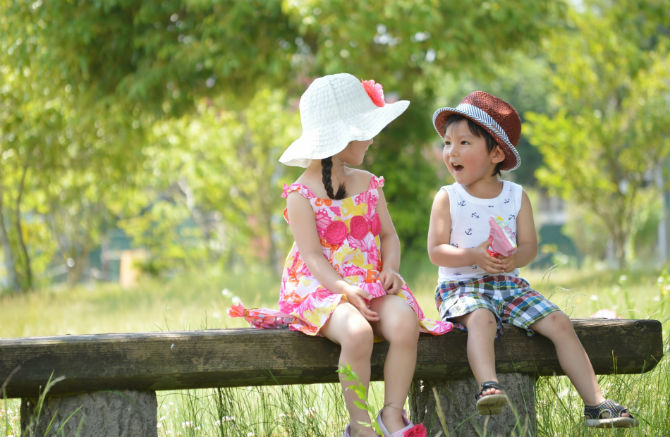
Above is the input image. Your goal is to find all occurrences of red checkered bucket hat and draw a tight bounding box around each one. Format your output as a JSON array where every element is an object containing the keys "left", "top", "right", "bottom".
[{"left": 432, "top": 91, "right": 522, "bottom": 171}]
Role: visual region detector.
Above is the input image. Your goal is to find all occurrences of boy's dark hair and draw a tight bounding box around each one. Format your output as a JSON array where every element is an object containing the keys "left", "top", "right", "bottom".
[
  {"left": 321, "top": 157, "right": 346, "bottom": 199},
  {"left": 444, "top": 114, "right": 502, "bottom": 176}
]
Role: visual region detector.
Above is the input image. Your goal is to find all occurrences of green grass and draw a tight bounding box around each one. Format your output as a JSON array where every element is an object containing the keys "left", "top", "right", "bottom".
[{"left": 1, "top": 264, "right": 669, "bottom": 436}]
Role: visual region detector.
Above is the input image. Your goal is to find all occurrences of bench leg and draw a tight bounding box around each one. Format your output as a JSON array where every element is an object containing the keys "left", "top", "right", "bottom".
[
  {"left": 410, "top": 373, "right": 537, "bottom": 437},
  {"left": 20, "top": 390, "right": 157, "bottom": 437}
]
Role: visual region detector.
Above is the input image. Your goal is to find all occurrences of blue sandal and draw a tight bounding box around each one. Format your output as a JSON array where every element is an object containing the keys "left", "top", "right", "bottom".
[{"left": 584, "top": 399, "right": 638, "bottom": 428}]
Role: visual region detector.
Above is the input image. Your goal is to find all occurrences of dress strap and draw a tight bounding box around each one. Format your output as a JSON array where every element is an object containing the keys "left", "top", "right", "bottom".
[
  {"left": 282, "top": 183, "right": 317, "bottom": 199},
  {"left": 368, "top": 175, "right": 385, "bottom": 190}
]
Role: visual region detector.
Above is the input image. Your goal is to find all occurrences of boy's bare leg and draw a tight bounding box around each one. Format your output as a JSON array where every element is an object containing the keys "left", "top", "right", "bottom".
[
  {"left": 458, "top": 308, "right": 503, "bottom": 396},
  {"left": 530, "top": 311, "right": 609, "bottom": 407}
]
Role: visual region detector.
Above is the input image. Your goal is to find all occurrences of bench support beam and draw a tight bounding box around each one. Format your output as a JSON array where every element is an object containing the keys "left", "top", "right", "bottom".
[
  {"left": 410, "top": 373, "right": 537, "bottom": 437},
  {"left": 20, "top": 390, "right": 157, "bottom": 437}
]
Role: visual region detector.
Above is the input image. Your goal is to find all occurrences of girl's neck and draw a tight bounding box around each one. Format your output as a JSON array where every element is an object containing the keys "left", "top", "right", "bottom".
[{"left": 303, "top": 158, "right": 349, "bottom": 197}]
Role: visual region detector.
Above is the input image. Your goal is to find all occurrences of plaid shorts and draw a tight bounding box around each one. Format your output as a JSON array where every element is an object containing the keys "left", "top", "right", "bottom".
[{"left": 435, "top": 275, "right": 560, "bottom": 337}]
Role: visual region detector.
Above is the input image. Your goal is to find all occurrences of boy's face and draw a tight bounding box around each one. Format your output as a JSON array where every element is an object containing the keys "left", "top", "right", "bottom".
[{"left": 442, "top": 119, "right": 504, "bottom": 186}]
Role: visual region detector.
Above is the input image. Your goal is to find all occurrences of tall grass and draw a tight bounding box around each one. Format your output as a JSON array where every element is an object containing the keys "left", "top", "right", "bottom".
[{"left": 1, "top": 264, "right": 668, "bottom": 436}]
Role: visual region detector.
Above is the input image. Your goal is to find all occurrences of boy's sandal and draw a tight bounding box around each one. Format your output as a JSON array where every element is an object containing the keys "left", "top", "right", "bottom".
[
  {"left": 475, "top": 380, "right": 508, "bottom": 415},
  {"left": 584, "top": 399, "right": 639, "bottom": 428}
]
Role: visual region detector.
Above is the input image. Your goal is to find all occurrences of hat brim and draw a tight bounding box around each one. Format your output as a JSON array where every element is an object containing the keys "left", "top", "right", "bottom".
[
  {"left": 280, "top": 100, "right": 410, "bottom": 167},
  {"left": 432, "top": 106, "right": 520, "bottom": 171}
]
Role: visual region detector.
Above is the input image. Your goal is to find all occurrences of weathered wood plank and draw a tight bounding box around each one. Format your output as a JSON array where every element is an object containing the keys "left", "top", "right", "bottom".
[{"left": 0, "top": 319, "right": 662, "bottom": 398}]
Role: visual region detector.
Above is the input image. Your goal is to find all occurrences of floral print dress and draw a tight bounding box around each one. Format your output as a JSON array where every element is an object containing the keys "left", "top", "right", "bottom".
[{"left": 229, "top": 175, "right": 451, "bottom": 336}]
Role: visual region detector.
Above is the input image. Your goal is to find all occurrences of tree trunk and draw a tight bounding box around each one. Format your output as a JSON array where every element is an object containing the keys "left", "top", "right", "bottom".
[
  {"left": 14, "top": 165, "right": 32, "bottom": 290},
  {"left": 66, "top": 246, "right": 90, "bottom": 287},
  {"left": 0, "top": 206, "right": 21, "bottom": 293}
]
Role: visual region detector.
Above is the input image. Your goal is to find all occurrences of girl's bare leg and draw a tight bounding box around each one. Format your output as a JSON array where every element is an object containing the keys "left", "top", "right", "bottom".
[
  {"left": 371, "top": 295, "right": 420, "bottom": 433},
  {"left": 321, "top": 303, "right": 377, "bottom": 437}
]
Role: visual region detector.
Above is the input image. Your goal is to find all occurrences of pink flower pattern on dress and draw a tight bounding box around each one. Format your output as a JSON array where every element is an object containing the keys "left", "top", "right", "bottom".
[
  {"left": 325, "top": 221, "right": 347, "bottom": 246},
  {"left": 229, "top": 175, "right": 453, "bottom": 337},
  {"left": 349, "top": 215, "right": 369, "bottom": 240}
]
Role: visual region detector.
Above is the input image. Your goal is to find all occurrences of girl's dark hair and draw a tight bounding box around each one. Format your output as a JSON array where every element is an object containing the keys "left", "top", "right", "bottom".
[
  {"left": 321, "top": 157, "right": 346, "bottom": 199},
  {"left": 445, "top": 114, "right": 502, "bottom": 176}
]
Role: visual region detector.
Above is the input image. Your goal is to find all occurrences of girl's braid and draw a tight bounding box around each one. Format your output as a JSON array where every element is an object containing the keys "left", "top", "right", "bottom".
[{"left": 321, "top": 157, "right": 346, "bottom": 200}]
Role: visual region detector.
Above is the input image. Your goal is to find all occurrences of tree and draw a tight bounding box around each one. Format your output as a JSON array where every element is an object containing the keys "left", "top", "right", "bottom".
[
  {"left": 525, "top": 0, "right": 670, "bottom": 268},
  {"left": 2, "top": 0, "right": 569, "bottom": 289}
]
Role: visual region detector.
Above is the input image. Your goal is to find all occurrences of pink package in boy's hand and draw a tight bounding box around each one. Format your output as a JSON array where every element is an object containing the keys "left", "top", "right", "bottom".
[{"left": 487, "top": 216, "right": 516, "bottom": 257}]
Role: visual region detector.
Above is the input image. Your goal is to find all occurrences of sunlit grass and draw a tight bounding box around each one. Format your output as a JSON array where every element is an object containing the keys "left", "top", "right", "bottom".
[{"left": 1, "top": 264, "right": 668, "bottom": 436}]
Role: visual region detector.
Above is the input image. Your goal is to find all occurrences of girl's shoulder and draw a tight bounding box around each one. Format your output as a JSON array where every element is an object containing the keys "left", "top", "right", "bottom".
[
  {"left": 348, "top": 169, "right": 384, "bottom": 192},
  {"left": 281, "top": 182, "right": 317, "bottom": 199}
]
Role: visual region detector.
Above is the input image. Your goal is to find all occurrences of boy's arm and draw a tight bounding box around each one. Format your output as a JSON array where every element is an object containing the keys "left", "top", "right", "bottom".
[
  {"left": 498, "top": 190, "right": 538, "bottom": 271},
  {"left": 427, "top": 189, "right": 488, "bottom": 268}
]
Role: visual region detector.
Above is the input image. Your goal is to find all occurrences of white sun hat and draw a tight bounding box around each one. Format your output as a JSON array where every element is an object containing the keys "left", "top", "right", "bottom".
[{"left": 279, "top": 73, "right": 410, "bottom": 167}]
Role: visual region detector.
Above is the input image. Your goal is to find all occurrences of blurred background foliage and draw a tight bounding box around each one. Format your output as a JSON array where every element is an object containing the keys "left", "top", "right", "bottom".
[{"left": 1, "top": 0, "right": 668, "bottom": 293}]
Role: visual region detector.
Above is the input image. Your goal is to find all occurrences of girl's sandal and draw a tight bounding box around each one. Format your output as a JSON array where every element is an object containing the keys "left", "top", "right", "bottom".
[
  {"left": 475, "top": 380, "right": 508, "bottom": 415},
  {"left": 584, "top": 399, "right": 639, "bottom": 428},
  {"left": 376, "top": 409, "right": 427, "bottom": 437}
]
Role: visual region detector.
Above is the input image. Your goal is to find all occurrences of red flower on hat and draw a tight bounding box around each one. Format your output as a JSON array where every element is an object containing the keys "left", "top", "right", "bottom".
[{"left": 362, "top": 80, "right": 385, "bottom": 107}]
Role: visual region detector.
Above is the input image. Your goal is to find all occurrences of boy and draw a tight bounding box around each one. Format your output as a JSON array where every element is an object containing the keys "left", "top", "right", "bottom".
[{"left": 426, "top": 91, "right": 637, "bottom": 428}]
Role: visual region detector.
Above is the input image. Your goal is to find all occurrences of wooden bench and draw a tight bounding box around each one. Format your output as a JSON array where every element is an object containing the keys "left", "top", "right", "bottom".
[{"left": 0, "top": 319, "right": 663, "bottom": 437}]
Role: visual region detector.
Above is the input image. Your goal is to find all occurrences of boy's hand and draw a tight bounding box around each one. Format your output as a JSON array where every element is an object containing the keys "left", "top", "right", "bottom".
[
  {"left": 475, "top": 240, "right": 508, "bottom": 274},
  {"left": 343, "top": 284, "right": 379, "bottom": 321},
  {"left": 379, "top": 268, "right": 404, "bottom": 295},
  {"left": 497, "top": 250, "right": 517, "bottom": 272}
]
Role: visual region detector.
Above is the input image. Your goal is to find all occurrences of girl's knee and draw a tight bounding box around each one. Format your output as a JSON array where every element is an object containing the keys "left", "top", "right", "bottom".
[
  {"left": 341, "top": 321, "right": 374, "bottom": 355},
  {"left": 376, "top": 297, "right": 419, "bottom": 343},
  {"left": 385, "top": 311, "right": 420, "bottom": 344}
]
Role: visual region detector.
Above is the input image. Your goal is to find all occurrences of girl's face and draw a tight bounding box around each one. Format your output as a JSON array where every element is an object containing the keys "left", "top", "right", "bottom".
[
  {"left": 336, "top": 139, "right": 373, "bottom": 166},
  {"left": 442, "top": 119, "right": 503, "bottom": 187}
]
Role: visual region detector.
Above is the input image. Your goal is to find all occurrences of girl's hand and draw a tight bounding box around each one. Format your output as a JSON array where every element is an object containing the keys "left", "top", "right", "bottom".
[
  {"left": 379, "top": 268, "right": 404, "bottom": 295},
  {"left": 343, "top": 284, "right": 380, "bottom": 322},
  {"left": 474, "top": 240, "right": 507, "bottom": 274}
]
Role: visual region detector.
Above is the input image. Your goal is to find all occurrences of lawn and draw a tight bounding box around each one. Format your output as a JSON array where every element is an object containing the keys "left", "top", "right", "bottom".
[{"left": 1, "top": 264, "right": 668, "bottom": 436}]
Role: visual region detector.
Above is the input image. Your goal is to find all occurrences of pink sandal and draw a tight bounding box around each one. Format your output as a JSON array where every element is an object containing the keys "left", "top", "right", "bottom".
[{"left": 376, "top": 409, "right": 427, "bottom": 437}]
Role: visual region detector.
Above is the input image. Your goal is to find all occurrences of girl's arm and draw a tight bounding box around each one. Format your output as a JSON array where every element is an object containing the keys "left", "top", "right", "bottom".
[
  {"left": 286, "top": 192, "right": 379, "bottom": 321},
  {"left": 427, "top": 189, "right": 491, "bottom": 268},
  {"left": 498, "top": 190, "right": 538, "bottom": 271},
  {"left": 375, "top": 186, "right": 404, "bottom": 294}
]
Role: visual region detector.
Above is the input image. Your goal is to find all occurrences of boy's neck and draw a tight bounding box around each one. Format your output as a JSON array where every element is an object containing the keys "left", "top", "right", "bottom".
[{"left": 461, "top": 178, "right": 504, "bottom": 199}]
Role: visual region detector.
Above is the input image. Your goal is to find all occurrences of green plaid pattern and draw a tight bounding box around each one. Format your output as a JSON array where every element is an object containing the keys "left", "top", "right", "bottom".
[{"left": 435, "top": 275, "right": 560, "bottom": 337}]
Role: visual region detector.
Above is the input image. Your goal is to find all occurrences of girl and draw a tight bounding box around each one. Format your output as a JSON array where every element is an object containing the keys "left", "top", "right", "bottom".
[{"left": 231, "top": 73, "right": 451, "bottom": 437}]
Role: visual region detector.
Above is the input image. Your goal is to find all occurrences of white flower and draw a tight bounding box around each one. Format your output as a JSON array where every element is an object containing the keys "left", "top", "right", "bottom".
[{"left": 221, "top": 288, "right": 232, "bottom": 297}]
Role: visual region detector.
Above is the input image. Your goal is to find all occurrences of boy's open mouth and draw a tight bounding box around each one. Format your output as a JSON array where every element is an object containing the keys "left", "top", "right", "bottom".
[{"left": 452, "top": 164, "right": 464, "bottom": 171}]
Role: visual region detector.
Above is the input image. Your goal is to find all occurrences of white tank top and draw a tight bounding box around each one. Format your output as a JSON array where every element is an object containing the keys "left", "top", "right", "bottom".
[{"left": 437, "top": 180, "right": 523, "bottom": 282}]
